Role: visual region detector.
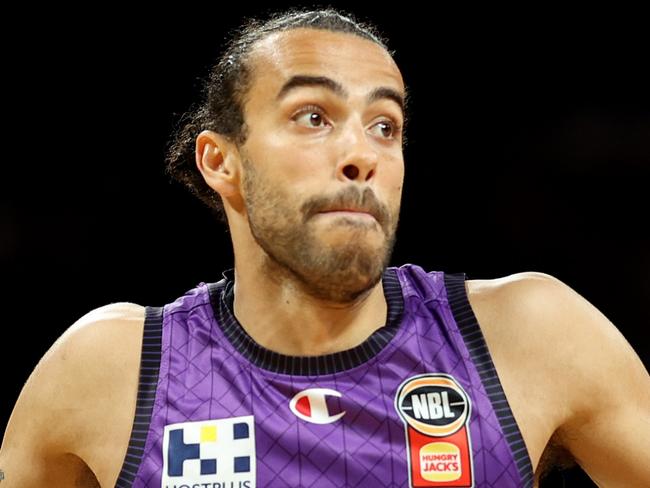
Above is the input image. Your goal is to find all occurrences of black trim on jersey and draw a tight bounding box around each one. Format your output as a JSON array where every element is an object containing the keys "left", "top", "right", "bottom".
[
  {"left": 206, "top": 267, "right": 404, "bottom": 375},
  {"left": 444, "top": 272, "right": 535, "bottom": 488},
  {"left": 114, "top": 305, "right": 164, "bottom": 488}
]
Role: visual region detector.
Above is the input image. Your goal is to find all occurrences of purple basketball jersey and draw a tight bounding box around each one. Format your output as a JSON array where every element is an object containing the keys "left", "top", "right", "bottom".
[{"left": 114, "top": 263, "right": 534, "bottom": 487}]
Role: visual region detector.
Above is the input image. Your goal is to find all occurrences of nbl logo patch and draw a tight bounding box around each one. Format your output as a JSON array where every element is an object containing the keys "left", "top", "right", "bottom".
[
  {"left": 395, "top": 374, "right": 474, "bottom": 487},
  {"left": 161, "top": 415, "right": 256, "bottom": 488}
]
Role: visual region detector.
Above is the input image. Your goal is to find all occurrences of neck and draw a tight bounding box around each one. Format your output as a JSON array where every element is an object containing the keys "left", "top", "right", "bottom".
[{"left": 231, "top": 264, "right": 388, "bottom": 357}]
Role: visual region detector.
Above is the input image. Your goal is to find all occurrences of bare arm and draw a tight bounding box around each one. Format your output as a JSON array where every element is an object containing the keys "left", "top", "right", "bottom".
[
  {"left": 0, "top": 302, "right": 145, "bottom": 487},
  {"left": 531, "top": 274, "right": 650, "bottom": 487}
]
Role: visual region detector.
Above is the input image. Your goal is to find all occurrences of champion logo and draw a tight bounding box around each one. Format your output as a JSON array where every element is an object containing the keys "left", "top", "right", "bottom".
[{"left": 289, "top": 388, "right": 346, "bottom": 424}]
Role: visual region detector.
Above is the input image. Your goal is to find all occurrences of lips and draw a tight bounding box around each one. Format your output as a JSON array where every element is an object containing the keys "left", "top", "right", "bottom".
[
  {"left": 318, "top": 209, "right": 377, "bottom": 222},
  {"left": 319, "top": 208, "right": 373, "bottom": 216}
]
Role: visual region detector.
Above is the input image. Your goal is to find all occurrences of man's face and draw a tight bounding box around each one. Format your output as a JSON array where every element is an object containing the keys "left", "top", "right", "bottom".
[{"left": 236, "top": 28, "right": 406, "bottom": 303}]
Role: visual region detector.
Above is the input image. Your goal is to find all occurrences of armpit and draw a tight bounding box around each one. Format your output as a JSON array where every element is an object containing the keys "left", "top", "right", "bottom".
[
  {"left": 62, "top": 453, "right": 101, "bottom": 488},
  {"left": 535, "top": 430, "right": 577, "bottom": 484},
  {"left": 75, "top": 465, "right": 100, "bottom": 488}
]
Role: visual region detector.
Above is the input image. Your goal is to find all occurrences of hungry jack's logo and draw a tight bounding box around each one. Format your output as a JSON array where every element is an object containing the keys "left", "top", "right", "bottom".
[{"left": 395, "top": 374, "right": 474, "bottom": 487}]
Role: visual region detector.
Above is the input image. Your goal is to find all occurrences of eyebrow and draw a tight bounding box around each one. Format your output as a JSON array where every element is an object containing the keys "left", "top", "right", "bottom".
[{"left": 275, "top": 74, "right": 406, "bottom": 120}]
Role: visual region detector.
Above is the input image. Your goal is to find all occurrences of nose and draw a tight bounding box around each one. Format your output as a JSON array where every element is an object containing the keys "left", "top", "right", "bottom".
[{"left": 336, "top": 119, "right": 379, "bottom": 183}]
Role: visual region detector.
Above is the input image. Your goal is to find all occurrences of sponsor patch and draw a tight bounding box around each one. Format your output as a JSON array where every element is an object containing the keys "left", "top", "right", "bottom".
[
  {"left": 161, "top": 415, "right": 255, "bottom": 488},
  {"left": 289, "top": 388, "right": 346, "bottom": 424},
  {"left": 395, "top": 374, "right": 473, "bottom": 487}
]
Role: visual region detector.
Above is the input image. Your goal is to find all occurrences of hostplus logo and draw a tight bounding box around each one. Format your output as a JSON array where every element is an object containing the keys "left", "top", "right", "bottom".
[{"left": 161, "top": 415, "right": 256, "bottom": 488}]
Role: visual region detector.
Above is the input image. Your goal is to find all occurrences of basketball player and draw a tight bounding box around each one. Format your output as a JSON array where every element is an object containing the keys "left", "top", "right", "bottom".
[{"left": 1, "top": 8, "right": 649, "bottom": 488}]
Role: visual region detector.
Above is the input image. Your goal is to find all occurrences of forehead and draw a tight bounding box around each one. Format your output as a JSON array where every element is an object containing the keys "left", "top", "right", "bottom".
[{"left": 244, "top": 28, "right": 405, "bottom": 113}]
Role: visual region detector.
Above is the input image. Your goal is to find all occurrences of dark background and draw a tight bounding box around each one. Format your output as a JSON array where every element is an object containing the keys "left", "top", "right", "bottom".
[{"left": 2, "top": 4, "right": 648, "bottom": 486}]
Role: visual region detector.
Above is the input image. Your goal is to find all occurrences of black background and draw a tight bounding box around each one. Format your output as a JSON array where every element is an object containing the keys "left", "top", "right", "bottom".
[{"left": 2, "top": 3, "right": 648, "bottom": 486}]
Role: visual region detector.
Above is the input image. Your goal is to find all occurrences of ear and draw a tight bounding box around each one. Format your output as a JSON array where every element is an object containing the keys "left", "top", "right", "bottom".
[{"left": 195, "top": 130, "right": 241, "bottom": 198}]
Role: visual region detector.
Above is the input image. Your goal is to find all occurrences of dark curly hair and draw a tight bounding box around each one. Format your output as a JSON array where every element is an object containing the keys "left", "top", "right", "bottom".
[{"left": 164, "top": 7, "right": 409, "bottom": 225}]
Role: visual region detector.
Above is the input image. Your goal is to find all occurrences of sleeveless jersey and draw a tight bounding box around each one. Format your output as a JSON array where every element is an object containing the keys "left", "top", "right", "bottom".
[{"left": 114, "top": 263, "right": 534, "bottom": 487}]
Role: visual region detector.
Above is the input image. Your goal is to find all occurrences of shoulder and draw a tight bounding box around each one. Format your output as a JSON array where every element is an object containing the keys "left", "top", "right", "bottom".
[
  {"left": 3, "top": 302, "right": 146, "bottom": 456},
  {"left": 463, "top": 272, "right": 580, "bottom": 439},
  {"left": 54, "top": 301, "right": 147, "bottom": 368},
  {"left": 465, "top": 270, "right": 556, "bottom": 299},
  {"left": 466, "top": 271, "right": 650, "bottom": 484},
  {"left": 465, "top": 270, "right": 604, "bottom": 341},
  {"left": 465, "top": 269, "right": 645, "bottom": 405},
  {"left": 463, "top": 271, "right": 564, "bottom": 357},
  {"left": 465, "top": 270, "right": 645, "bottom": 381}
]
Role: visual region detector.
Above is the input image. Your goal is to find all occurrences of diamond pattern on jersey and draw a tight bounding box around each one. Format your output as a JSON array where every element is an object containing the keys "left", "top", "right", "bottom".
[{"left": 119, "top": 264, "right": 532, "bottom": 487}]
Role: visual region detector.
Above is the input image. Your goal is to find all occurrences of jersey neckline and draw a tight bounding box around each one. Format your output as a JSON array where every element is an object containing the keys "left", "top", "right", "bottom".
[{"left": 206, "top": 266, "right": 405, "bottom": 376}]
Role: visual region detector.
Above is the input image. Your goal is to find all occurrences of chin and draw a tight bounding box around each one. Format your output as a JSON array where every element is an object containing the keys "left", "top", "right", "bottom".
[{"left": 325, "top": 247, "right": 388, "bottom": 282}]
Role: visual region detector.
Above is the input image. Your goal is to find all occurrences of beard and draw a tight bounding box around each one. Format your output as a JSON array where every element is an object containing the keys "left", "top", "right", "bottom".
[{"left": 240, "top": 157, "right": 399, "bottom": 303}]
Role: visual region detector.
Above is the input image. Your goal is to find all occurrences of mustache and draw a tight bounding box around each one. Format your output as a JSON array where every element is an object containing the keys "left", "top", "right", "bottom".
[{"left": 302, "top": 186, "right": 389, "bottom": 226}]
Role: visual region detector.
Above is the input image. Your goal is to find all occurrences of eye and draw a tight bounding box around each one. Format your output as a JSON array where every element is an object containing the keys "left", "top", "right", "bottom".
[
  {"left": 370, "top": 119, "right": 402, "bottom": 141},
  {"left": 291, "top": 104, "right": 402, "bottom": 141},
  {"left": 292, "top": 105, "right": 330, "bottom": 128}
]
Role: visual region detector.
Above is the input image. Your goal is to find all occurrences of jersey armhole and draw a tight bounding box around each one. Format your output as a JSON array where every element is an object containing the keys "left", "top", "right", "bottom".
[
  {"left": 114, "top": 305, "right": 164, "bottom": 488},
  {"left": 444, "top": 272, "right": 535, "bottom": 488}
]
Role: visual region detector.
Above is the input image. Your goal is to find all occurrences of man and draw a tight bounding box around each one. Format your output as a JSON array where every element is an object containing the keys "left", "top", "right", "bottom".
[{"left": 1, "top": 8, "right": 649, "bottom": 488}]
